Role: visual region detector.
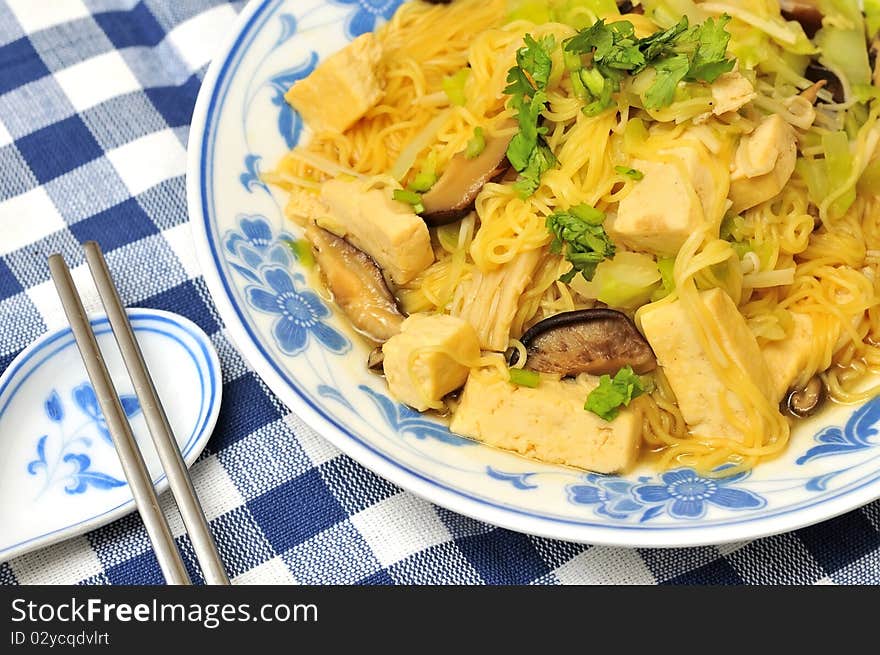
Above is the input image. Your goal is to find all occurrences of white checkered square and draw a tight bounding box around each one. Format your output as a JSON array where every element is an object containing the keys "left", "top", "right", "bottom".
[
  {"left": 162, "top": 222, "right": 201, "bottom": 280},
  {"left": 0, "top": 119, "right": 11, "bottom": 148},
  {"left": 188, "top": 455, "right": 245, "bottom": 522},
  {"left": 554, "top": 546, "right": 656, "bottom": 585},
  {"left": 0, "top": 187, "right": 65, "bottom": 256},
  {"left": 54, "top": 50, "right": 141, "bottom": 113},
  {"left": 25, "top": 262, "right": 101, "bottom": 332},
  {"left": 233, "top": 556, "right": 299, "bottom": 585},
  {"left": 165, "top": 4, "right": 239, "bottom": 72},
  {"left": 10, "top": 536, "right": 103, "bottom": 585},
  {"left": 6, "top": 0, "right": 90, "bottom": 34},
  {"left": 106, "top": 128, "right": 186, "bottom": 197},
  {"left": 351, "top": 493, "right": 451, "bottom": 567},
  {"left": 291, "top": 412, "right": 339, "bottom": 467}
]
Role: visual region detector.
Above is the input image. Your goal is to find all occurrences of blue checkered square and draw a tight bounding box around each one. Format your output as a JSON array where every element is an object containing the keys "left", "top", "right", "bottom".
[
  {"left": 0, "top": 37, "right": 50, "bottom": 95},
  {"left": 248, "top": 468, "right": 347, "bottom": 554},
  {"left": 70, "top": 198, "right": 159, "bottom": 251},
  {"left": 455, "top": 529, "right": 552, "bottom": 585},
  {"left": 0, "top": 259, "right": 24, "bottom": 302},
  {"left": 15, "top": 114, "right": 103, "bottom": 183},
  {"left": 95, "top": 2, "right": 166, "bottom": 48}
]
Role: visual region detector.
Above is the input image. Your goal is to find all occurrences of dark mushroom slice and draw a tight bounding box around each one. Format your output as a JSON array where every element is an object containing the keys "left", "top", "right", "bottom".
[
  {"left": 512, "top": 308, "right": 657, "bottom": 377},
  {"left": 307, "top": 224, "right": 405, "bottom": 343},
  {"left": 419, "top": 129, "right": 513, "bottom": 226},
  {"left": 783, "top": 375, "right": 827, "bottom": 419},
  {"left": 805, "top": 63, "right": 845, "bottom": 103},
  {"left": 616, "top": 0, "right": 645, "bottom": 14},
  {"left": 779, "top": 0, "right": 823, "bottom": 38}
]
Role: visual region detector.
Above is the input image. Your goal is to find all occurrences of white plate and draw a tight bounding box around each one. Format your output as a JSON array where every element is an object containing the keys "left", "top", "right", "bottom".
[
  {"left": 187, "top": 0, "right": 880, "bottom": 547},
  {"left": 0, "top": 309, "right": 221, "bottom": 561}
]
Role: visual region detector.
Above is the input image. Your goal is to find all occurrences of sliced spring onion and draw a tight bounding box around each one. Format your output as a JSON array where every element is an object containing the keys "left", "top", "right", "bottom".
[
  {"left": 509, "top": 367, "right": 540, "bottom": 388},
  {"left": 390, "top": 109, "right": 451, "bottom": 182},
  {"left": 284, "top": 239, "right": 315, "bottom": 268},
  {"left": 409, "top": 153, "right": 438, "bottom": 192},
  {"left": 392, "top": 188, "right": 425, "bottom": 213},
  {"left": 614, "top": 165, "right": 644, "bottom": 180},
  {"left": 465, "top": 127, "right": 486, "bottom": 159}
]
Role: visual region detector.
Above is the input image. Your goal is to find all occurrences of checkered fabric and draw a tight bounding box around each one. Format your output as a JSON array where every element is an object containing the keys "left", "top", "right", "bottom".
[{"left": 1, "top": 0, "right": 879, "bottom": 586}]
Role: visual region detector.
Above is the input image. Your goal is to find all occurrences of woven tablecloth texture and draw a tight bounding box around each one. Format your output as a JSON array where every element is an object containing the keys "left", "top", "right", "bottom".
[{"left": 1, "top": 0, "right": 879, "bottom": 586}]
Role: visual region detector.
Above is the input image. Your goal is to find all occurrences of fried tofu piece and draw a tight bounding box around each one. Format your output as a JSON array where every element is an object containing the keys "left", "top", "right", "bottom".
[
  {"left": 319, "top": 178, "right": 433, "bottom": 285},
  {"left": 285, "top": 33, "right": 384, "bottom": 134},
  {"left": 639, "top": 288, "right": 775, "bottom": 441},
  {"left": 382, "top": 314, "right": 481, "bottom": 411},
  {"left": 450, "top": 362, "right": 642, "bottom": 473}
]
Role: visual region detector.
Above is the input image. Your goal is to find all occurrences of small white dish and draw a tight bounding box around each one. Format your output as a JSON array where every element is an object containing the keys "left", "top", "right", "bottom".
[{"left": 0, "top": 309, "right": 222, "bottom": 562}]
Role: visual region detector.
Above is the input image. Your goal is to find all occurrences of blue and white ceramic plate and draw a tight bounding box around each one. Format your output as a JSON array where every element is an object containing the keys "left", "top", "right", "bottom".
[
  {"left": 187, "top": 0, "right": 880, "bottom": 547},
  {"left": 0, "top": 309, "right": 221, "bottom": 561}
]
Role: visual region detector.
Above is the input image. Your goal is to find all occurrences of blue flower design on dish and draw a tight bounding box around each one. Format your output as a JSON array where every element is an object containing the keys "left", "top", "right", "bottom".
[
  {"left": 359, "top": 385, "right": 472, "bottom": 445},
  {"left": 632, "top": 468, "right": 766, "bottom": 519},
  {"left": 797, "top": 395, "right": 880, "bottom": 465},
  {"left": 568, "top": 474, "right": 647, "bottom": 520},
  {"left": 331, "top": 0, "right": 403, "bottom": 39},
  {"left": 27, "top": 385, "right": 132, "bottom": 496},
  {"left": 247, "top": 266, "right": 350, "bottom": 356},
  {"left": 73, "top": 383, "right": 141, "bottom": 445}
]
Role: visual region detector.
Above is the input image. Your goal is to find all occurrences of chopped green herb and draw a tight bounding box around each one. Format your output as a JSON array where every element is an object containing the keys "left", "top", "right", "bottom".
[
  {"left": 509, "top": 367, "right": 540, "bottom": 388},
  {"left": 614, "top": 165, "right": 643, "bottom": 180},
  {"left": 563, "top": 15, "right": 736, "bottom": 113},
  {"left": 442, "top": 68, "right": 470, "bottom": 106},
  {"left": 465, "top": 127, "right": 486, "bottom": 159},
  {"left": 504, "top": 34, "right": 559, "bottom": 198},
  {"left": 392, "top": 188, "right": 425, "bottom": 213},
  {"left": 546, "top": 204, "right": 615, "bottom": 282},
  {"left": 584, "top": 365, "right": 645, "bottom": 421}
]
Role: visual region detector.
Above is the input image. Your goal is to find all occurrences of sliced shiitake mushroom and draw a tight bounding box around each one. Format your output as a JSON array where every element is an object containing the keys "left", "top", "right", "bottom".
[
  {"left": 511, "top": 308, "right": 657, "bottom": 377},
  {"left": 367, "top": 346, "right": 385, "bottom": 371},
  {"left": 783, "top": 375, "right": 827, "bottom": 419},
  {"left": 419, "top": 130, "right": 513, "bottom": 226},
  {"left": 779, "top": 0, "right": 823, "bottom": 38},
  {"left": 616, "top": 0, "right": 645, "bottom": 14},
  {"left": 805, "top": 63, "right": 845, "bottom": 103},
  {"left": 307, "top": 225, "right": 405, "bottom": 343}
]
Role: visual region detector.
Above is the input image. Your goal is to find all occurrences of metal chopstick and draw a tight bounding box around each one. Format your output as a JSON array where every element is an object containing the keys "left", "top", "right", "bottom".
[
  {"left": 82, "top": 241, "right": 229, "bottom": 586},
  {"left": 48, "top": 254, "right": 192, "bottom": 585}
]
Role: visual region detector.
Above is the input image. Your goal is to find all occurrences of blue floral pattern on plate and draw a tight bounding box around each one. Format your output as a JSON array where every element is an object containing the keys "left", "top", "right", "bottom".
[
  {"left": 225, "top": 214, "right": 351, "bottom": 356},
  {"left": 568, "top": 468, "right": 765, "bottom": 522},
  {"left": 331, "top": 0, "right": 403, "bottom": 39},
  {"left": 27, "top": 385, "right": 134, "bottom": 496}
]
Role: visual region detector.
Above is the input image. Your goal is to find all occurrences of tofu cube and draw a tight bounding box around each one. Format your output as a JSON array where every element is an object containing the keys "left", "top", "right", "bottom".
[
  {"left": 608, "top": 159, "right": 705, "bottom": 256},
  {"left": 382, "top": 314, "right": 481, "bottom": 411},
  {"left": 320, "top": 178, "right": 434, "bottom": 285},
  {"left": 639, "top": 288, "right": 775, "bottom": 441},
  {"left": 761, "top": 313, "right": 815, "bottom": 402},
  {"left": 285, "top": 33, "right": 384, "bottom": 134},
  {"left": 450, "top": 363, "right": 642, "bottom": 473},
  {"left": 711, "top": 71, "right": 756, "bottom": 116}
]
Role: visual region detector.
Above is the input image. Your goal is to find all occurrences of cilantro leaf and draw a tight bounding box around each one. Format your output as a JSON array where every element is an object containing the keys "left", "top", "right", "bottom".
[
  {"left": 687, "top": 15, "right": 735, "bottom": 82},
  {"left": 514, "top": 138, "right": 557, "bottom": 198},
  {"left": 637, "top": 16, "right": 689, "bottom": 65},
  {"left": 584, "top": 366, "right": 645, "bottom": 421},
  {"left": 644, "top": 54, "right": 690, "bottom": 109},
  {"left": 505, "top": 34, "right": 558, "bottom": 197},
  {"left": 546, "top": 204, "right": 615, "bottom": 281}
]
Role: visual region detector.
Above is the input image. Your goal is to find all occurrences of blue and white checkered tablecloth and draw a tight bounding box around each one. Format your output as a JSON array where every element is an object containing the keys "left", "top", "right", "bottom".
[{"left": 1, "top": 0, "right": 879, "bottom": 586}]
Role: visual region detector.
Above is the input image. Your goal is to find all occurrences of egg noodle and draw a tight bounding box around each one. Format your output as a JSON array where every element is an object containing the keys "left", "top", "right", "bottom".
[{"left": 270, "top": 0, "right": 880, "bottom": 475}]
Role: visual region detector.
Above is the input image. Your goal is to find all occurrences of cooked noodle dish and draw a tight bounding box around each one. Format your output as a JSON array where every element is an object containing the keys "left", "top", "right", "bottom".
[{"left": 267, "top": 0, "right": 880, "bottom": 476}]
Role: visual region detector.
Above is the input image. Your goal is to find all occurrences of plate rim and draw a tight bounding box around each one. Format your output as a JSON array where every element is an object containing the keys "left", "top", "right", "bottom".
[
  {"left": 186, "top": 0, "right": 880, "bottom": 547},
  {"left": 0, "top": 308, "right": 222, "bottom": 562}
]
